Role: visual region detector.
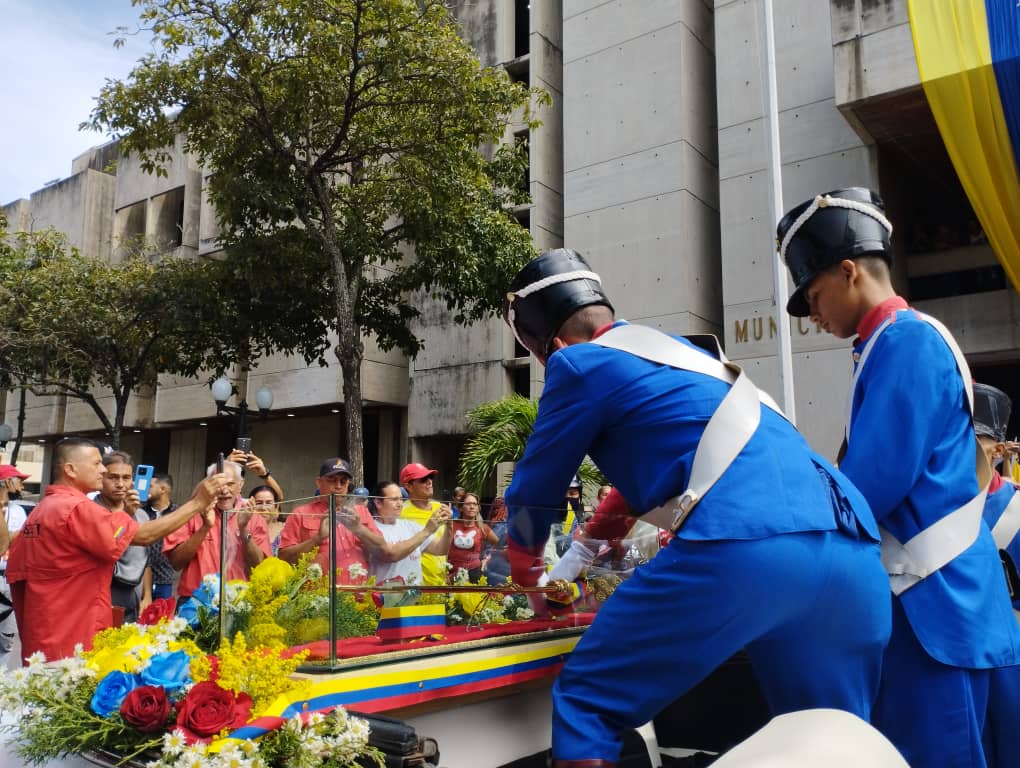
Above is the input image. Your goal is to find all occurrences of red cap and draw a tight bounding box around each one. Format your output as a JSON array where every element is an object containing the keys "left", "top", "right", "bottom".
[
  {"left": 0, "top": 464, "right": 30, "bottom": 481},
  {"left": 399, "top": 462, "right": 438, "bottom": 485}
]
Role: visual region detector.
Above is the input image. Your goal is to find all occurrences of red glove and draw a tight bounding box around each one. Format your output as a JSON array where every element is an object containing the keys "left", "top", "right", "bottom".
[
  {"left": 585, "top": 488, "right": 637, "bottom": 541},
  {"left": 506, "top": 540, "right": 546, "bottom": 588}
]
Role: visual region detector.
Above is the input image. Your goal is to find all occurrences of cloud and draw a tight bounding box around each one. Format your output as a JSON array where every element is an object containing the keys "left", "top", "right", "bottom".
[{"left": 0, "top": 0, "right": 151, "bottom": 204}]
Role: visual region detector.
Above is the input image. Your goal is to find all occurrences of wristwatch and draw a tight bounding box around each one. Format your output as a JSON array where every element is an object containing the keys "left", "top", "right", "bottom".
[{"left": 259, "top": 471, "right": 272, "bottom": 479}]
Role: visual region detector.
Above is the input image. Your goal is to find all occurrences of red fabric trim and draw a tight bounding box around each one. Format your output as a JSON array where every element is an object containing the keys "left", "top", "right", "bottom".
[
  {"left": 855, "top": 296, "right": 909, "bottom": 342},
  {"left": 284, "top": 615, "right": 596, "bottom": 660},
  {"left": 990, "top": 472, "right": 1005, "bottom": 494},
  {"left": 591, "top": 322, "right": 617, "bottom": 340}
]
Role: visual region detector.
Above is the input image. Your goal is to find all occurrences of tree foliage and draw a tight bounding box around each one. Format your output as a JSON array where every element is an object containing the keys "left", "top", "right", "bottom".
[
  {"left": 0, "top": 215, "right": 243, "bottom": 448},
  {"left": 85, "top": 0, "right": 543, "bottom": 482},
  {"left": 458, "top": 395, "right": 605, "bottom": 497}
]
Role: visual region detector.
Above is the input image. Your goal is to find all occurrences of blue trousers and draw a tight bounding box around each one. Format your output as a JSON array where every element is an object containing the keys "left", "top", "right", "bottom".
[
  {"left": 872, "top": 599, "right": 990, "bottom": 768},
  {"left": 551, "top": 531, "right": 891, "bottom": 761},
  {"left": 984, "top": 660, "right": 1020, "bottom": 768}
]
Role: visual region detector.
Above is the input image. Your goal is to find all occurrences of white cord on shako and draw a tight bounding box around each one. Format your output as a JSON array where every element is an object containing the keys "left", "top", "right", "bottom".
[
  {"left": 778, "top": 194, "right": 894, "bottom": 262},
  {"left": 505, "top": 269, "right": 602, "bottom": 349}
]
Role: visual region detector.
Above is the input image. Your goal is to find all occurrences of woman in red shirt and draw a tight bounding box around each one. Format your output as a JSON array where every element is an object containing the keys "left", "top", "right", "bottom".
[{"left": 447, "top": 492, "right": 498, "bottom": 583}]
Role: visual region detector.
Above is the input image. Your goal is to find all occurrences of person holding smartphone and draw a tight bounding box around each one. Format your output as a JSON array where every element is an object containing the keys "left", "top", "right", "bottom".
[
  {"left": 93, "top": 451, "right": 150, "bottom": 624},
  {"left": 7, "top": 438, "right": 227, "bottom": 662},
  {"left": 164, "top": 459, "right": 271, "bottom": 599},
  {"left": 227, "top": 447, "right": 283, "bottom": 501}
]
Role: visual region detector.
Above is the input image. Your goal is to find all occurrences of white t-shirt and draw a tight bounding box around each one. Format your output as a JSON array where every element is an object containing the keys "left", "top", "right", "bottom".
[
  {"left": 371, "top": 518, "right": 431, "bottom": 586},
  {"left": 1, "top": 502, "right": 27, "bottom": 570}
]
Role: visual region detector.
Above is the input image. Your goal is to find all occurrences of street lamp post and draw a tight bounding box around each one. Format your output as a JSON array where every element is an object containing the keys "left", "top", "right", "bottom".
[{"left": 210, "top": 377, "right": 274, "bottom": 440}]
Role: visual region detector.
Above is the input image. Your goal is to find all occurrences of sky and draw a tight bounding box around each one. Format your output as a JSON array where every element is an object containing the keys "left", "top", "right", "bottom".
[{"left": 1, "top": 0, "right": 153, "bottom": 205}]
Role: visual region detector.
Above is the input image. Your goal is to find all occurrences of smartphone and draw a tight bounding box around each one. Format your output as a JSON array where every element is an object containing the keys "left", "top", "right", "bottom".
[
  {"left": 235, "top": 437, "right": 252, "bottom": 453},
  {"left": 134, "top": 465, "right": 155, "bottom": 503},
  {"left": 216, "top": 452, "right": 225, "bottom": 474},
  {"left": 441, "top": 489, "right": 452, "bottom": 503}
]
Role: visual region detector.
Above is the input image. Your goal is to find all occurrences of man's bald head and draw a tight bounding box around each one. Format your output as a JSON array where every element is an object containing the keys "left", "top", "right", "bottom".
[{"left": 52, "top": 437, "right": 106, "bottom": 492}]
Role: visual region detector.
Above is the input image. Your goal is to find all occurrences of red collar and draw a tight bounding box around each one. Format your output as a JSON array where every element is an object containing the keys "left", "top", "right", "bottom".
[
  {"left": 591, "top": 321, "right": 619, "bottom": 340},
  {"left": 990, "top": 472, "right": 1005, "bottom": 494},
  {"left": 856, "top": 296, "right": 909, "bottom": 343}
]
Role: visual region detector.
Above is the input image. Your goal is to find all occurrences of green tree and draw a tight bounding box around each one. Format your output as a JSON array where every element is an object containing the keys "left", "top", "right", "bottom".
[
  {"left": 0, "top": 218, "right": 246, "bottom": 448},
  {"left": 458, "top": 395, "right": 605, "bottom": 497},
  {"left": 86, "top": 0, "right": 541, "bottom": 482}
]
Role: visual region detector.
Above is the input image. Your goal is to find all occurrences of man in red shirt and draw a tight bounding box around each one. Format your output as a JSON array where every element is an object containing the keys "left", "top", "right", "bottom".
[
  {"left": 277, "top": 458, "right": 381, "bottom": 582},
  {"left": 165, "top": 459, "right": 271, "bottom": 598},
  {"left": 6, "top": 438, "right": 224, "bottom": 662}
]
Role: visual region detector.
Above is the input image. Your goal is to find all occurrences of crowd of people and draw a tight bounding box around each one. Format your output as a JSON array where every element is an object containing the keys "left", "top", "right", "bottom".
[
  {"left": 0, "top": 441, "right": 599, "bottom": 668},
  {"left": 2, "top": 186, "right": 1019, "bottom": 767}
]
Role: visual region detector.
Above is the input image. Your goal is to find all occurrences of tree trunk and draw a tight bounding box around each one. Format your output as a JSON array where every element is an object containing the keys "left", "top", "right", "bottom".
[
  {"left": 110, "top": 389, "right": 131, "bottom": 450},
  {"left": 337, "top": 346, "right": 365, "bottom": 486},
  {"left": 10, "top": 386, "right": 26, "bottom": 465}
]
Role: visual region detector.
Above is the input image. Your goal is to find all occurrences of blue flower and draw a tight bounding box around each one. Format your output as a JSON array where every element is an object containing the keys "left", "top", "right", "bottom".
[
  {"left": 178, "top": 575, "right": 221, "bottom": 627},
  {"left": 90, "top": 671, "right": 142, "bottom": 717},
  {"left": 140, "top": 650, "right": 193, "bottom": 695},
  {"left": 191, "top": 577, "right": 220, "bottom": 607}
]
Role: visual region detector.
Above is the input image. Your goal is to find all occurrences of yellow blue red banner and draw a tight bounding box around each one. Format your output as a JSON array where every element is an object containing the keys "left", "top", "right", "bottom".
[{"left": 907, "top": 0, "right": 1020, "bottom": 293}]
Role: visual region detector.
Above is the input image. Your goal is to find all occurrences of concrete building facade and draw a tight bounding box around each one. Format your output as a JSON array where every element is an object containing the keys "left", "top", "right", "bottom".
[{"left": 3, "top": 0, "right": 1018, "bottom": 498}]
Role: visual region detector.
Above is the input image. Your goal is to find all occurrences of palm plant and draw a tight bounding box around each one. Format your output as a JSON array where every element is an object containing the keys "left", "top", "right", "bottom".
[{"left": 458, "top": 395, "right": 605, "bottom": 497}]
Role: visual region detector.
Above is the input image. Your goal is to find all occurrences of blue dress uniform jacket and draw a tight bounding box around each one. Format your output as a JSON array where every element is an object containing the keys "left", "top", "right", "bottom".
[
  {"left": 839, "top": 309, "right": 1020, "bottom": 668},
  {"left": 506, "top": 322, "right": 878, "bottom": 549},
  {"left": 981, "top": 477, "right": 1020, "bottom": 768},
  {"left": 840, "top": 304, "right": 1020, "bottom": 768},
  {"left": 505, "top": 322, "right": 891, "bottom": 763}
]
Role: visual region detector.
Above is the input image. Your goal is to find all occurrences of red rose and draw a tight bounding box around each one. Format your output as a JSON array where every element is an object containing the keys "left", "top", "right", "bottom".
[
  {"left": 120, "top": 685, "right": 171, "bottom": 733},
  {"left": 138, "top": 598, "right": 177, "bottom": 625},
  {"left": 175, "top": 681, "right": 253, "bottom": 742}
]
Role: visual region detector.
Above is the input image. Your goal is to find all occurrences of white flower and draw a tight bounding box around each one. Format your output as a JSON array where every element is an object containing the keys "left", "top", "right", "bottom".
[
  {"left": 306, "top": 563, "right": 323, "bottom": 580},
  {"left": 347, "top": 562, "right": 368, "bottom": 580},
  {"left": 517, "top": 607, "right": 535, "bottom": 620},
  {"left": 25, "top": 652, "right": 46, "bottom": 669},
  {"left": 162, "top": 729, "right": 187, "bottom": 756}
]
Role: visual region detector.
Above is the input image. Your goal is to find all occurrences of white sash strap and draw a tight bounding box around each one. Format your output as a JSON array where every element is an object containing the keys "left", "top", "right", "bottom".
[
  {"left": 590, "top": 324, "right": 772, "bottom": 532},
  {"left": 847, "top": 312, "right": 975, "bottom": 442},
  {"left": 879, "top": 484, "right": 987, "bottom": 596},
  {"left": 991, "top": 489, "right": 1020, "bottom": 550},
  {"left": 852, "top": 311, "right": 988, "bottom": 594}
]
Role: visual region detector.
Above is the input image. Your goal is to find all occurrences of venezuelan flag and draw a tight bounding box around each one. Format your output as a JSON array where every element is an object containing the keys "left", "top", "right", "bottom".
[{"left": 907, "top": 1, "right": 1020, "bottom": 292}]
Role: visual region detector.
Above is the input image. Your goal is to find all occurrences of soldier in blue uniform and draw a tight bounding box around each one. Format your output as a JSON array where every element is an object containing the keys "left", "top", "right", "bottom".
[
  {"left": 779, "top": 188, "right": 1020, "bottom": 768},
  {"left": 973, "top": 382, "right": 1020, "bottom": 768},
  {"left": 501, "top": 249, "right": 891, "bottom": 768}
]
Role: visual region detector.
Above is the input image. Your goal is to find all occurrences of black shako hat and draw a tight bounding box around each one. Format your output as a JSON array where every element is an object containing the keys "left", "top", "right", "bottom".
[
  {"left": 974, "top": 383, "right": 1012, "bottom": 443},
  {"left": 502, "top": 249, "right": 613, "bottom": 357},
  {"left": 777, "top": 187, "right": 893, "bottom": 317}
]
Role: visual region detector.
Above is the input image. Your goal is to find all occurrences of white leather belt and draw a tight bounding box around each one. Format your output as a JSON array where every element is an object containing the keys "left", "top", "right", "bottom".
[
  {"left": 590, "top": 324, "right": 784, "bottom": 533},
  {"left": 849, "top": 311, "right": 990, "bottom": 594}
]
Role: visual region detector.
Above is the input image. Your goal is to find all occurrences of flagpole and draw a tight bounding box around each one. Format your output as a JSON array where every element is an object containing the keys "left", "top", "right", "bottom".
[{"left": 762, "top": 0, "right": 796, "bottom": 422}]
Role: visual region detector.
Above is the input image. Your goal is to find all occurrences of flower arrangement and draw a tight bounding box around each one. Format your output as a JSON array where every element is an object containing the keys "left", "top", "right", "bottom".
[
  {"left": 439, "top": 569, "right": 535, "bottom": 625},
  {"left": 0, "top": 617, "right": 382, "bottom": 768},
  {"left": 178, "top": 556, "right": 380, "bottom": 655}
]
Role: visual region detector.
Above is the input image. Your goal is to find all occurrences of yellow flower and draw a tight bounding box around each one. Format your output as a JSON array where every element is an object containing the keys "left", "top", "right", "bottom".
[
  {"left": 250, "top": 557, "right": 294, "bottom": 592},
  {"left": 215, "top": 633, "right": 309, "bottom": 713},
  {"left": 85, "top": 627, "right": 153, "bottom": 677}
]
